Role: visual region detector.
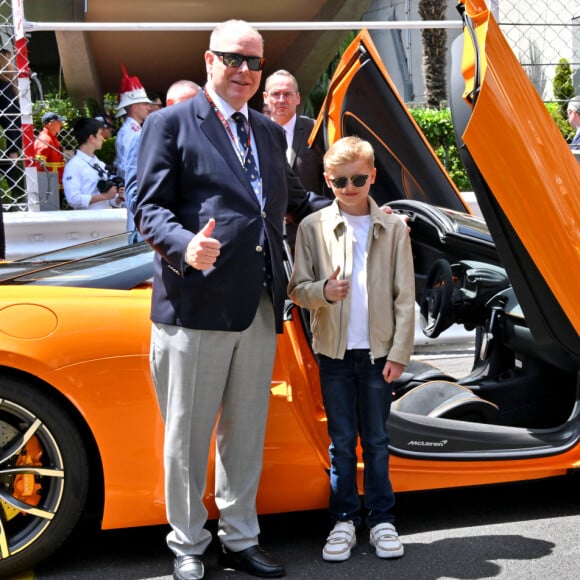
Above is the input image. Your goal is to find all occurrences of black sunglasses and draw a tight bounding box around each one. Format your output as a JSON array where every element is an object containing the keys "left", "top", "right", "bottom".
[
  {"left": 329, "top": 174, "right": 370, "bottom": 189},
  {"left": 212, "top": 51, "right": 265, "bottom": 71}
]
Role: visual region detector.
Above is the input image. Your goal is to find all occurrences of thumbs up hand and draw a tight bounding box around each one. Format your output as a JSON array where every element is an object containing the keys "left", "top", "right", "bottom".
[
  {"left": 323, "top": 266, "right": 350, "bottom": 302},
  {"left": 328, "top": 265, "right": 341, "bottom": 280},
  {"left": 186, "top": 218, "right": 221, "bottom": 270}
]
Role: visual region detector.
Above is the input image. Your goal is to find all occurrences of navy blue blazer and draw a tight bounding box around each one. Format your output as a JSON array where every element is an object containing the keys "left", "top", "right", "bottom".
[{"left": 135, "top": 92, "right": 328, "bottom": 333}]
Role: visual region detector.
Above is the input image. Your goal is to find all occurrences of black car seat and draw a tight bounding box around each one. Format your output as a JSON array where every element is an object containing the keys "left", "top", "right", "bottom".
[
  {"left": 392, "top": 380, "right": 499, "bottom": 423},
  {"left": 390, "top": 360, "right": 457, "bottom": 398}
]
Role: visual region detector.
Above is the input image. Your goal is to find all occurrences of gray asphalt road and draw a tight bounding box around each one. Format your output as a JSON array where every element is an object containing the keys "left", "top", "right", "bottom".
[
  {"left": 34, "top": 474, "right": 580, "bottom": 579},
  {"left": 412, "top": 342, "right": 476, "bottom": 379}
]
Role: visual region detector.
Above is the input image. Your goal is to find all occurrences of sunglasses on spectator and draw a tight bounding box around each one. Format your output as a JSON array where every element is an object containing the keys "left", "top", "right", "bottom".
[
  {"left": 212, "top": 51, "right": 265, "bottom": 71},
  {"left": 328, "top": 174, "right": 370, "bottom": 188}
]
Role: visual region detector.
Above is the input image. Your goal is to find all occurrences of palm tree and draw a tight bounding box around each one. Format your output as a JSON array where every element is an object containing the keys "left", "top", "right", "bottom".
[{"left": 419, "top": 0, "right": 448, "bottom": 108}]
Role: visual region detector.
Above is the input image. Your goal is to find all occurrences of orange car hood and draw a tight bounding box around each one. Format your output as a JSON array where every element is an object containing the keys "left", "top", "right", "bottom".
[{"left": 312, "top": 2, "right": 580, "bottom": 359}]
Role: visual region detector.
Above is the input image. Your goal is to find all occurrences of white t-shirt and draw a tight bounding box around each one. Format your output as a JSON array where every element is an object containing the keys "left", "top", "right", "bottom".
[{"left": 343, "top": 211, "right": 371, "bottom": 349}]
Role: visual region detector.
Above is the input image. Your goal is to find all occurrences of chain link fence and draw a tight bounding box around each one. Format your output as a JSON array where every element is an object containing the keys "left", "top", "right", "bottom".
[
  {"left": 0, "top": 9, "right": 26, "bottom": 210},
  {"left": 0, "top": 0, "right": 578, "bottom": 210},
  {"left": 498, "top": 0, "right": 578, "bottom": 102}
]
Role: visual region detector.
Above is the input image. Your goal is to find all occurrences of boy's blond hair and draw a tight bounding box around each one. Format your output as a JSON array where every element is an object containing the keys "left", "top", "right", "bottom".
[{"left": 323, "top": 136, "right": 375, "bottom": 171}]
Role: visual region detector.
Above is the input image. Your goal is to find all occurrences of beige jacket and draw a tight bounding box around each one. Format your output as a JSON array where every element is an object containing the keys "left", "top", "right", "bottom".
[{"left": 287, "top": 198, "right": 415, "bottom": 365}]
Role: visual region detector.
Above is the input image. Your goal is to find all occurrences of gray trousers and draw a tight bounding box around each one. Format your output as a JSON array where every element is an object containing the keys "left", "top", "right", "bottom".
[
  {"left": 37, "top": 171, "right": 60, "bottom": 211},
  {"left": 150, "top": 290, "right": 277, "bottom": 557}
]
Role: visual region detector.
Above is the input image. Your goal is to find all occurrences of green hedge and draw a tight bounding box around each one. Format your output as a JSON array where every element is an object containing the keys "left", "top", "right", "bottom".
[
  {"left": 408, "top": 104, "right": 574, "bottom": 192},
  {"left": 409, "top": 107, "right": 471, "bottom": 191}
]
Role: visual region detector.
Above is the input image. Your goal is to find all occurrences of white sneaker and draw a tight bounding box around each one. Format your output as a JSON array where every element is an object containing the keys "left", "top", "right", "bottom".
[
  {"left": 322, "top": 520, "right": 357, "bottom": 562},
  {"left": 369, "top": 523, "right": 404, "bottom": 558}
]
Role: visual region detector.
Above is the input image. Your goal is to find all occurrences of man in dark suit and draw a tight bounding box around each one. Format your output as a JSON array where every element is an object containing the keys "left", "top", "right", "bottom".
[
  {"left": 134, "top": 20, "right": 328, "bottom": 580},
  {"left": 263, "top": 69, "right": 326, "bottom": 196},
  {"left": 263, "top": 70, "right": 330, "bottom": 247}
]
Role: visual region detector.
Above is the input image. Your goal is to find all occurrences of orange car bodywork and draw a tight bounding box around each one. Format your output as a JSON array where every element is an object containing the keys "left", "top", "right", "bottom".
[{"left": 7, "top": 282, "right": 578, "bottom": 534}]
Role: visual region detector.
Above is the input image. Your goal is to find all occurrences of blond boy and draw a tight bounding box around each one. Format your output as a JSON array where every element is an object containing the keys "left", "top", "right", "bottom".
[{"left": 288, "top": 136, "right": 415, "bottom": 563}]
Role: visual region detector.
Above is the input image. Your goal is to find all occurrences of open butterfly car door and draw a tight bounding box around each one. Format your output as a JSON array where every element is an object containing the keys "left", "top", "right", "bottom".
[{"left": 293, "top": 0, "right": 580, "bottom": 492}]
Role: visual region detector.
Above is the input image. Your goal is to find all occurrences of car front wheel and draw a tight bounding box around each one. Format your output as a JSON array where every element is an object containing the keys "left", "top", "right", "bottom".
[{"left": 0, "top": 376, "right": 90, "bottom": 577}]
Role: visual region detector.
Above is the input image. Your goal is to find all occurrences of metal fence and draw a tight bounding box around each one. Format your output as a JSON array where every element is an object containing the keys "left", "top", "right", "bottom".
[
  {"left": 0, "top": 0, "right": 578, "bottom": 210},
  {"left": 498, "top": 0, "right": 579, "bottom": 102},
  {"left": 0, "top": 6, "right": 26, "bottom": 210}
]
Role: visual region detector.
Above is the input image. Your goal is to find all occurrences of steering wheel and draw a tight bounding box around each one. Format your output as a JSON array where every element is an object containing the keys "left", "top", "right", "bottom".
[{"left": 420, "top": 259, "right": 455, "bottom": 338}]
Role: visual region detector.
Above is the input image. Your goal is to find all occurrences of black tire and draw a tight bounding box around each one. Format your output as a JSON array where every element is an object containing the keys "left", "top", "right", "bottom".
[{"left": 0, "top": 375, "right": 90, "bottom": 578}]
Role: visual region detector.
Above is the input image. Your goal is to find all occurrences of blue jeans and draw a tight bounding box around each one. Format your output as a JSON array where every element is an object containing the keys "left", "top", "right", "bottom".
[{"left": 319, "top": 350, "right": 395, "bottom": 528}]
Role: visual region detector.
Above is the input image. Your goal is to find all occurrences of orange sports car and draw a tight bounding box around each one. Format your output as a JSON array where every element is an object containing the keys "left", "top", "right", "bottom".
[{"left": 0, "top": 0, "right": 579, "bottom": 576}]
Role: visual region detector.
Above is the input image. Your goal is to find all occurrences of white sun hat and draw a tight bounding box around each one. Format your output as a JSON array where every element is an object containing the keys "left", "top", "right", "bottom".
[{"left": 117, "top": 64, "right": 152, "bottom": 109}]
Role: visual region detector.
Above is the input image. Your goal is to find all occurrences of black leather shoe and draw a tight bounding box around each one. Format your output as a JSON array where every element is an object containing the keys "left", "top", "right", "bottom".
[
  {"left": 218, "top": 544, "right": 285, "bottom": 578},
  {"left": 173, "top": 555, "right": 204, "bottom": 580}
]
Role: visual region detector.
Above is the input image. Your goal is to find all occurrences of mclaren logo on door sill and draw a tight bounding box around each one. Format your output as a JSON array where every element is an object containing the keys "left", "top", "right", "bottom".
[{"left": 408, "top": 440, "right": 449, "bottom": 447}]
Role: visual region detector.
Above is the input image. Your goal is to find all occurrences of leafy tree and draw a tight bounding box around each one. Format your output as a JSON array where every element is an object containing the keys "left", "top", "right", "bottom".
[
  {"left": 32, "top": 94, "right": 81, "bottom": 132},
  {"left": 553, "top": 58, "right": 575, "bottom": 118},
  {"left": 546, "top": 101, "right": 574, "bottom": 143}
]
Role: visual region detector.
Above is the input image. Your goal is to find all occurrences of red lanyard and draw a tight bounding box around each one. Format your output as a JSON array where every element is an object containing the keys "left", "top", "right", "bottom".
[{"left": 203, "top": 86, "right": 251, "bottom": 163}]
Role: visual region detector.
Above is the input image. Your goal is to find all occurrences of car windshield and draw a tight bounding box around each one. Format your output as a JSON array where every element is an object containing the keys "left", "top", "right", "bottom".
[{"left": 0, "top": 234, "right": 154, "bottom": 289}]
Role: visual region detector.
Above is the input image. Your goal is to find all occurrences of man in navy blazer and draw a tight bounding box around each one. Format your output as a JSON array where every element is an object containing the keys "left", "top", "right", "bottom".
[{"left": 135, "top": 19, "right": 328, "bottom": 580}]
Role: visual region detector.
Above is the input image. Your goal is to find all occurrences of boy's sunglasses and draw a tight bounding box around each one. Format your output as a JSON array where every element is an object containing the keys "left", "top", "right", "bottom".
[
  {"left": 329, "top": 174, "right": 370, "bottom": 189},
  {"left": 212, "top": 51, "right": 265, "bottom": 71}
]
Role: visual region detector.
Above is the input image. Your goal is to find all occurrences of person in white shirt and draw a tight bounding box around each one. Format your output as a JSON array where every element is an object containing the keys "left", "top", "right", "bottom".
[
  {"left": 63, "top": 118, "right": 124, "bottom": 210},
  {"left": 114, "top": 102, "right": 152, "bottom": 178},
  {"left": 113, "top": 67, "right": 152, "bottom": 229}
]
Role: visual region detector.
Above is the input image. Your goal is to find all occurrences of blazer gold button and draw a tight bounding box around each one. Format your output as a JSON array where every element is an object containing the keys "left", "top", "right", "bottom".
[
  {"left": 261, "top": 211, "right": 267, "bottom": 218},
  {"left": 256, "top": 245, "right": 263, "bottom": 253}
]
